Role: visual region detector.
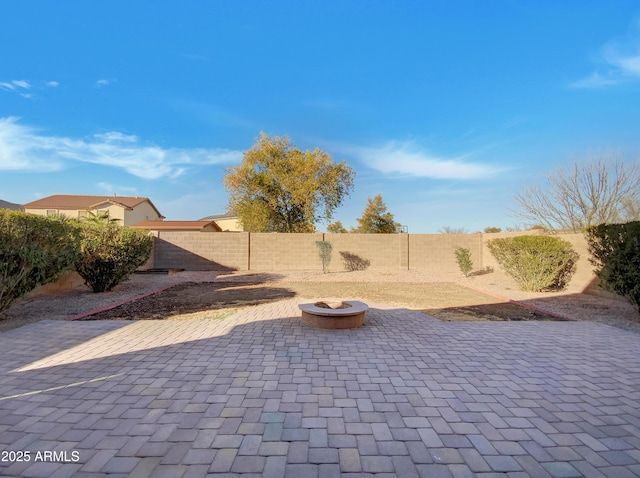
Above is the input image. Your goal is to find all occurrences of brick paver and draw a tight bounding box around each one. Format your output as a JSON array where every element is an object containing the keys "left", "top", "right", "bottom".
[{"left": 1, "top": 299, "right": 639, "bottom": 477}]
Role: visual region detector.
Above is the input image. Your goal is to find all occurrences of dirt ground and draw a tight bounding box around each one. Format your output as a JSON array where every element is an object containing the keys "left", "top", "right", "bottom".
[{"left": 84, "top": 280, "right": 564, "bottom": 322}]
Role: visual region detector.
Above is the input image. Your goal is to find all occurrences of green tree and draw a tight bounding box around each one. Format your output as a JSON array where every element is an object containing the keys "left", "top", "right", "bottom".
[
  {"left": 483, "top": 226, "right": 502, "bottom": 233},
  {"left": 327, "top": 221, "right": 348, "bottom": 233},
  {"left": 223, "top": 133, "right": 355, "bottom": 232},
  {"left": 354, "top": 195, "right": 398, "bottom": 233},
  {"left": 454, "top": 247, "right": 474, "bottom": 277}
]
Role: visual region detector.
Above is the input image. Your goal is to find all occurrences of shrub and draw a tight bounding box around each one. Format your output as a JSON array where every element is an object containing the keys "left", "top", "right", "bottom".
[
  {"left": 0, "top": 211, "right": 80, "bottom": 314},
  {"left": 586, "top": 221, "right": 640, "bottom": 310},
  {"left": 487, "top": 235, "right": 579, "bottom": 292},
  {"left": 315, "top": 240, "right": 332, "bottom": 273},
  {"left": 75, "top": 223, "right": 153, "bottom": 292},
  {"left": 454, "top": 247, "right": 473, "bottom": 277}
]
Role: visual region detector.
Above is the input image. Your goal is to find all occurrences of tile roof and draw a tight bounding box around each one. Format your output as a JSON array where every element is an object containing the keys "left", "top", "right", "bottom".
[
  {"left": 131, "top": 220, "right": 222, "bottom": 231},
  {"left": 23, "top": 195, "right": 164, "bottom": 218}
]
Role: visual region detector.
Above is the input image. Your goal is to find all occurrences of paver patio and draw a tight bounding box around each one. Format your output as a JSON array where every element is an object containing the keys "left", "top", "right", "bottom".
[{"left": 0, "top": 299, "right": 639, "bottom": 477}]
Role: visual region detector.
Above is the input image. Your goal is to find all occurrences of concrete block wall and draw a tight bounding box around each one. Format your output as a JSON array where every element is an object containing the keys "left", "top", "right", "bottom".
[
  {"left": 326, "top": 233, "right": 408, "bottom": 271},
  {"left": 409, "top": 234, "right": 483, "bottom": 273},
  {"left": 146, "top": 230, "right": 597, "bottom": 293},
  {"left": 27, "top": 270, "right": 85, "bottom": 298},
  {"left": 249, "top": 233, "right": 324, "bottom": 271},
  {"left": 154, "top": 231, "right": 249, "bottom": 271}
]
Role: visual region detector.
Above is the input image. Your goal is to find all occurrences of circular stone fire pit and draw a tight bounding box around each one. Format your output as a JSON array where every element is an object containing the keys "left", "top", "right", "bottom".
[{"left": 298, "top": 300, "right": 368, "bottom": 329}]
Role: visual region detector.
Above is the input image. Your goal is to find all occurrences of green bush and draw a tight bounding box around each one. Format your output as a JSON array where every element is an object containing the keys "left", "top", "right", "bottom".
[
  {"left": 0, "top": 210, "right": 80, "bottom": 314},
  {"left": 454, "top": 247, "right": 473, "bottom": 277},
  {"left": 586, "top": 221, "right": 640, "bottom": 310},
  {"left": 487, "top": 235, "right": 578, "bottom": 292},
  {"left": 75, "top": 223, "right": 153, "bottom": 292}
]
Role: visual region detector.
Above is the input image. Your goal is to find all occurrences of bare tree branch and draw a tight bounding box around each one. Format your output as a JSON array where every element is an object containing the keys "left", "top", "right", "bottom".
[{"left": 512, "top": 153, "right": 640, "bottom": 232}]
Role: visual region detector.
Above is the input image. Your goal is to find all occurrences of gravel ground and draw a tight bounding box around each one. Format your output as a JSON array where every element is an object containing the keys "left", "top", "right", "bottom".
[{"left": 1, "top": 269, "right": 638, "bottom": 333}]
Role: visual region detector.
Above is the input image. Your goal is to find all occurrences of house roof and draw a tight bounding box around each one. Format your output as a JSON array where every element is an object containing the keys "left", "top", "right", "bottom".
[
  {"left": 23, "top": 195, "right": 164, "bottom": 218},
  {"left": 131, "top": 220, "right": 222, "bottom": 232}
]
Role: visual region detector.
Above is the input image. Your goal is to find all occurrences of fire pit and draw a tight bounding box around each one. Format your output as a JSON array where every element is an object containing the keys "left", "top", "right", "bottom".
[{"left": 298, "top": 300, "right": 368, "bottom": 329}]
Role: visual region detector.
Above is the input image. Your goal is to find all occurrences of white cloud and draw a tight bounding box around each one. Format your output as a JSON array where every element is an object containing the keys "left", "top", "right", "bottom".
[
  {"left": 96, "top": 79, "right": 111, "bottom": 87},
  {"left": 46, "top": 81, "right": 59, "bottom": 87},
  {"left": 0, "top": 117, "right": 243, "bottom": 179},
  {"left": 342, "top": 141, "right": 500, "bottom": 180},
  {"left": 0, "top": 80, "right": 32, "bottom": 92},
  {"left": 12, "top": 80, "right": 31, "bottom": 89},
  {"left": 572, "top": 19, "right": 640, "bottom": 88}
]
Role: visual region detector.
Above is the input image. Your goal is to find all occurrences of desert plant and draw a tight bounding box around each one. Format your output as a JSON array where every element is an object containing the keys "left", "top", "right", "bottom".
[
  {"left": 340, "top": 251, "right": 371, "bottom": 271},
  {"left": 454, "top": 247, "right": 473, "bottom": 277},
  {"left": 0, "top": 210, "right": 80, "bottom": 314},
  {"left": 75, "top": 223, "right": 153, "bottom": 292},
  {"left": 315, "top": 240, "right": 332, "bottom": 273},
  {"left": 487, "top": 235, "right": 579, "bottom": 292},
  {"left": 586, "top": 221, "right": 640, "bottom": 310}
]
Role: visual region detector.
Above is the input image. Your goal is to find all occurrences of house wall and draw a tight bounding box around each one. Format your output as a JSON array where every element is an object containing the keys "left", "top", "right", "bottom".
[
  {"left": 23, "top": 208, "right": 79, "bottom": 219},
  {"left": 123, "top": 202, "right": 163, "bottom": 225},
  {"left": 215, "top": 217, "right": 243, "bottom": 232}
]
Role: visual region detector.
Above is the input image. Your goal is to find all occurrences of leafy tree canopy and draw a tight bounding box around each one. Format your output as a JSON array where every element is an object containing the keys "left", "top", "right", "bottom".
[
  {"left": 353, "top": 194, "right": 399, "bottom": 233},
  {"left": 327, "top": 220, "right": 348, "bottom": 233},
  {"left": 223, "top": 133, "right": 355, "bottom": 232}
]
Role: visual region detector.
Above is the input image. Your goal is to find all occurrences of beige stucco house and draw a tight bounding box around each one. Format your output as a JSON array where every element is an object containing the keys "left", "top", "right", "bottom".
[
  {"left": 23, "top": 195, "right": 164, "bottom": 226},
  {"left": 199, "top": 213, "right": 244, "bottom": 232}
]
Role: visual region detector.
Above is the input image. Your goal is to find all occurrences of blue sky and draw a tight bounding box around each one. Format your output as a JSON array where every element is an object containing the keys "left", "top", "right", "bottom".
[{"left": 1, "top": 1, "right": 639, "bottom": 233}]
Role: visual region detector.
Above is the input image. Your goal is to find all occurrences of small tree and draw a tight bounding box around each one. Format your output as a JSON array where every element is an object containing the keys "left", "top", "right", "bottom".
[
  {"left": 0, "top": 211, "right": 80, "bottom": 313},
  {"left": 483, "top": 227, "right": 502, "bottom": 233},
  {"left": 513, "top": 153, "right": 640, "bottom": 232},
  {"left": 315, "top": 240, "right": 332, "bottom": 273},
  {"left": 354, "top": 194, "right": 398, "bottom": 233},
  {"left": 75, "top": 223, "right": 153, "bottom": 292},
  {"left": 454, "top": 247, "right": 474, "bottom": 277},
  {"left": 223, "top": 133, "right": 355, "bottom": 232}
]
